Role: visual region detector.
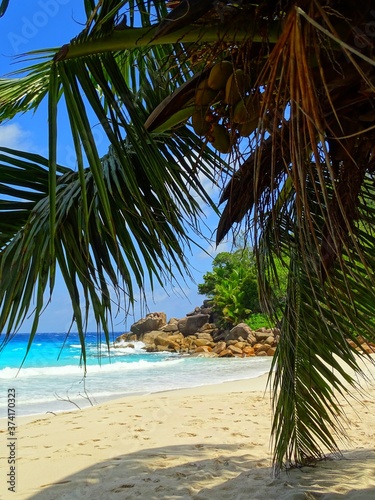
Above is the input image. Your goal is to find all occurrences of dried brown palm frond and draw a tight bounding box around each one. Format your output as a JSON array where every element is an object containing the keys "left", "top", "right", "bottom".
[{"left": 219, "top": 2, "right": 375, "bottom": 269}]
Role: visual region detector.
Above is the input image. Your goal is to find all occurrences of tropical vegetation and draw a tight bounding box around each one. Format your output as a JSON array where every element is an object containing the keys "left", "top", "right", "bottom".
[
  {"left": 0, "top": 0, "right": 375, "bottom": 472},
  {"left": 198, "top": 246, "right": 287, "bottom": 328}
]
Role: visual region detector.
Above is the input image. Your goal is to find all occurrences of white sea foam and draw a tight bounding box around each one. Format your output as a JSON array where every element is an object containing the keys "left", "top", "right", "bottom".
[{"left": 0, "top": 357, "right": 184, "bottom": 379}]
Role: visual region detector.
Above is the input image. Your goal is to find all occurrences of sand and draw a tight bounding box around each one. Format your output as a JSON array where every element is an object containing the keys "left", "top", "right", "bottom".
[{"left": 2, "top": 358, "right": 375, "bottom": 499}]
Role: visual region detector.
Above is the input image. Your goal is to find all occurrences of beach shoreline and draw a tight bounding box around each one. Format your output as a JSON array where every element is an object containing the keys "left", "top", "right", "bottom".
[
  {"left": 0, "top": 336, "right": 273, "bottom": 420},
  {"left": 1, "top": 362, "right": 375, "bottom": 499},
  {"left": 0, "top": 373, "right": 271, "bottom": 429}
]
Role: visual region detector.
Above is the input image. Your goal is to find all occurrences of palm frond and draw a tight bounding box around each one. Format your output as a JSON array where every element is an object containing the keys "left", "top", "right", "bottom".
[
  {"left": 0, "top": 56, "right": 54, "bottom": 121},
  {"left": 0, "top": 0, "right": 9, "bottom": 17},
  {"left": 263, "top": 174, "right": 375, "bottom": 471},
  {"left": 0, "top": 0, "right": 226, "bottom": 357},
  {"left": 0, "top": 131, "right": 220, "bottom": 362},
  {"left": 216, "top": 2, "right": 375, "bottom": 470}
]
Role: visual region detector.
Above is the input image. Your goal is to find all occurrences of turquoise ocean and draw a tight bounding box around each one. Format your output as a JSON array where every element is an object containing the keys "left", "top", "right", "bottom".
[{"left": 0, "top": 332, "right": 272, "bottom": 418}]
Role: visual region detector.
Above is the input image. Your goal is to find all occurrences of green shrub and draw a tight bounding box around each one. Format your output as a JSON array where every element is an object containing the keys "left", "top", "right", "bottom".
[
  {"left": 198, "top": 247, "right": 287, "bottom": 327},
  {"left": 245, "top": 313, "right": 271, "bottom": 330}
]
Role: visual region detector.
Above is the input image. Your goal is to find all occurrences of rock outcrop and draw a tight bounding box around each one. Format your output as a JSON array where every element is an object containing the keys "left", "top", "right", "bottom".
[
  {"left": 130, "top": 312, "right": 166, "bottom": 336},
  {"left": 115, "top": 309, "right": 375, "bottom": 359},
  {"left": 178, "top": 314, "right": 210, "bottom": 336},
  {"left": 114, "top": 307, "right": 279, "bottom": 357}
]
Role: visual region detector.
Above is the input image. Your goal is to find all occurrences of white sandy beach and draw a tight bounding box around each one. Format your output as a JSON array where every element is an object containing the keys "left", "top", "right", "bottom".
[{"left": 2, "top": 358, "right": 375, "bottom": 499}]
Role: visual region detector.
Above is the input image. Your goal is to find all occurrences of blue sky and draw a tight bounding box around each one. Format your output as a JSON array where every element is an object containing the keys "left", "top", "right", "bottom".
[{"left": 0, "top": 1, "right": 231, "bottom": 333}]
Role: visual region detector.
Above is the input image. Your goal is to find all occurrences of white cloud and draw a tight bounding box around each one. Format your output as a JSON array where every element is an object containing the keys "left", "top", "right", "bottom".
[{"left": 0, "top": 123, "right": 33, "bottom": 150}]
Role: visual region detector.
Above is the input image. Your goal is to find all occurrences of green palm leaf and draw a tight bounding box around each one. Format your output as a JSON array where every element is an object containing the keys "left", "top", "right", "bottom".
[
  {"left": 0, "top": 1, "right": 225, "bottom": 361},
  {"left": 0, "top": 0, "right": 9, "bottom": 17},
  {"left": 0, "top": 136, "right": 220, "bottom": 362},
  {"left": 263, "top": 177, "right": 375, "bottom": 470}
]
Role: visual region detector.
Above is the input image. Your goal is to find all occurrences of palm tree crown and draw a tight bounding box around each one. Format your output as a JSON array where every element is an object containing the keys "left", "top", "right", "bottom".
[{"left": 0, "top": 0, "right": 374, "bottom": 471}]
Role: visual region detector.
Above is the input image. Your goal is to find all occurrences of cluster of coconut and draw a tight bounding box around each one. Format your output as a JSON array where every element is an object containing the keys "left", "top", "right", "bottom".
[{"left": 191, "top": 61, "right": 261, "bottom": 153}]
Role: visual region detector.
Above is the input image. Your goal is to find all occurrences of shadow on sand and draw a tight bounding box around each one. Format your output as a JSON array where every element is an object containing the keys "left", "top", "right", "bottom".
[{"left": 27, "top": 444, "right": 375, "bottom": 499}]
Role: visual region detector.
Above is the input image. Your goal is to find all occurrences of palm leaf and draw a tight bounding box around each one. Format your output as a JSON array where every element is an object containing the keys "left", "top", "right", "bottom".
[
  {"left": 216, "top": 2, "right": 375, "bottom": 470},
  {"left": 0, "top": 0, "right": 225, "bottom": 357},
  {"left": 0, "top": 135, "right": 220, "bottom": 361},
  {"left": 0, "top": 0, "right": 9, "bottom": 17},
  {"left": 264, "top": 175, "right": 375, "bottom": 471}
]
